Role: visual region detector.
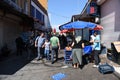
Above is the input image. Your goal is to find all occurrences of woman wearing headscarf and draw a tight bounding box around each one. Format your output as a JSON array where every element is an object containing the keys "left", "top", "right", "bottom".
[{"left": 71, "top": 36, "right": 85, "bottom": 68}]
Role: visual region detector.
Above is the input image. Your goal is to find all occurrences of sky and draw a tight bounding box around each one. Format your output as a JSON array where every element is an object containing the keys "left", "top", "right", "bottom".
[{"left": 48, "top": 0, "right": 88, "bottom": 32}]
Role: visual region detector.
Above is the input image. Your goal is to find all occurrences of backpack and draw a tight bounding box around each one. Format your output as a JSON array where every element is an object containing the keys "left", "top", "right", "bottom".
[{"left": 98, "top": 63, "right": 114, "bottom": 74}]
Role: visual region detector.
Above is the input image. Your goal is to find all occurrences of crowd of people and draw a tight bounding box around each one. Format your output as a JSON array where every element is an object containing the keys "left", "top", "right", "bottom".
[
  {"left": 71, "top": 32, "right": 101, "bottom": 68},
  {"left": 64, "top": 31, "right": 101, "bottom": 68},
  {"left": 15, "top": 30, "right": 101, "bottom": 69}
]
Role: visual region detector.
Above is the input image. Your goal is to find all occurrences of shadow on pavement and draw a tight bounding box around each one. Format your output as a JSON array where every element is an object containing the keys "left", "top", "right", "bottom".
[
  {"left": 43, "top": 56, "right": 65, "bottom": 67},
  {"left": 0, "top": 53, "right": 36, "bottom": 75}
]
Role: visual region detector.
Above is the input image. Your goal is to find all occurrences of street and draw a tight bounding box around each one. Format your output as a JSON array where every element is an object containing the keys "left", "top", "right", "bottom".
[
  {"left": 0, "top": 50, "right": 120, "bottom": 80},
  {"left": 0, "top": 0, "right": 120, "bottom": 80}
]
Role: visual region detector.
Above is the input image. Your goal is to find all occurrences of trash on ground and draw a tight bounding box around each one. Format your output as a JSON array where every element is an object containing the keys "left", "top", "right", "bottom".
[{"left": 51, "top": 72, "right": 67, "bottom": 80}]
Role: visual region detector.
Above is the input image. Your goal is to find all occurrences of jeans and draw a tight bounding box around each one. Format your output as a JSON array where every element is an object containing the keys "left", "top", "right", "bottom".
[
  {"left": 51, "top": 46, "right": 59, "bottom": 63},
  {"left": 44, "top": 49, "right": 50, "bottom": 59},
  {"left": 94, "top": 50, "right": 100, "bottom": 65},
  {"left": 37, "top": 47, "right": 44, "bottom": 59}
]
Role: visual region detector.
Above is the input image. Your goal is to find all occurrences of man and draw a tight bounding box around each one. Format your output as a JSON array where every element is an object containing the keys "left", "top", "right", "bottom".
[
  {"left": 35, "top": 32, "right": 45, "bottom": 60},
  {"left": 93, "top": 32, "right": 101, "bottom": 68},
  {"left": 50, "top": 33, "right": 60, "bottom": 64},
  {"left": 89, "top": 33, "right": 96, "bottom": 63}
]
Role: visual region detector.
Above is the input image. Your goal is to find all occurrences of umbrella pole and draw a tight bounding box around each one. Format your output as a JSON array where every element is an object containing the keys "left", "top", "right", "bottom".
[
  {"left": 82, "top": 29, "right": 83, "bottom": 40},
  {"left": 73, "top": 30, "right": 75, "bottom": 36}
]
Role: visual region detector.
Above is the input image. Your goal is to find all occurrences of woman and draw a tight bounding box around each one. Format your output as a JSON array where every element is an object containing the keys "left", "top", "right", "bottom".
[{"left": 71, "top": 36, "right": 85, "bottom": 68}]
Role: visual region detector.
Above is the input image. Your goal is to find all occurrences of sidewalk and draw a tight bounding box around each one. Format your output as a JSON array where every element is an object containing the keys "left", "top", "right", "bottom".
[{"left": 99, "top": 53, "right": 120, "bottom": 75}]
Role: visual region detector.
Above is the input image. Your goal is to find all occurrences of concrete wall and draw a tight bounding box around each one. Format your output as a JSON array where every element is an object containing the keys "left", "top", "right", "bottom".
[
  {"left": 115, "top": 0, "right": 120, "bottom": 32},
  {"left": 0, "top": 12, "right": 23, "bottom": 53},
  {"left": 100, "top": 0, "right": 120, "bottom": 48},
  {"left": 0, "top": 0, "right": 33, "bottom": 54},
  {"left": 38, "top": 0, "right": 48, "bottom": 10}
]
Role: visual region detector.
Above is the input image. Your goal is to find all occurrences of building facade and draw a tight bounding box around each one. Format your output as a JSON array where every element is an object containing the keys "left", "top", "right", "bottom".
[
  {"left": 97, "top": 0, "right": 120, "bottom": 48},
  {"left": 0, "top": 0, "right": 51, "bottom": 53},
  {"left": 70, "top": 0, "right": 100, "bottom": 41},
  {"left": 31, "top": 0, "right": 51, "bottom": 32},
  {"left": 0, "top": 0, "right": 33, "bottom": 52}
]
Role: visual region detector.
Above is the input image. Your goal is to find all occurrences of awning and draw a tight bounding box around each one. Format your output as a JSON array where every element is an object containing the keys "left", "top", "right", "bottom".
[{"left": 34, "top": 22, "right": 46, "bottom": 31}]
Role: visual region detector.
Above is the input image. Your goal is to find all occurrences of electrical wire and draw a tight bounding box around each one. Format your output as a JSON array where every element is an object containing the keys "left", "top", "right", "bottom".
[
  {"left": 48, "top": 11, "right": 71, "bottom": 19},
  {"left": 48, "top": 0, "right": 88, "bottom": 19}
]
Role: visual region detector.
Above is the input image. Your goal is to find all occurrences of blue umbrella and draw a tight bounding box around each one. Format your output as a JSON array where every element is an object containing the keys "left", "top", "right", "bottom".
[
  {"left": 87, "top": 22, "right": 97, "bottom": 29},
  {"left": 62, "top": 21, "right": 97, "bottom": 30},
  {"left": 63, "top": 21, "right": 86, "bottom": 29}
]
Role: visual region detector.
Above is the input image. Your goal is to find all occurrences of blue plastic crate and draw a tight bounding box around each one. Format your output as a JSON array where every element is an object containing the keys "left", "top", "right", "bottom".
[{"left": 64, "top": 50, "right": 72, "bottom": 64}]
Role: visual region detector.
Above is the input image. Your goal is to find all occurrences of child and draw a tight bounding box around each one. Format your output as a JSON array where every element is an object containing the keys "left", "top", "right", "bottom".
[
  {"left": 65, "top": 43, "right": 72, "bottom": 51},
  {"left": 42, "top": 39, "right": 51, "bottom": 60},
  {"left": 65, "top": 43, "right": 72, "bottom": 62}
]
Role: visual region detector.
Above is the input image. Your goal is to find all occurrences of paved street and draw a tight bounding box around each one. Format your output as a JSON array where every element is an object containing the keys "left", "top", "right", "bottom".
[{"left": 0, "top": 50, "right": 120, "bottom": 80}]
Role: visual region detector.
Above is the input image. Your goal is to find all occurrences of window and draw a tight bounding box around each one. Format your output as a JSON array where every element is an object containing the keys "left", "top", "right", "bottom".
[
  {"left": 31, "top": 5, "right": 35, "bottom": 17},
  {"left": 36, "top": 9, "right": 42, "bottom": 21},
  {"left": 31, "top": 6, "right": 45, "bottom": 23},
  {"left": 41, "top": 15, "right": 44, "bottom": 23},
  {"left": 36, "top": 9, "right": 44, "bottom": 23}
]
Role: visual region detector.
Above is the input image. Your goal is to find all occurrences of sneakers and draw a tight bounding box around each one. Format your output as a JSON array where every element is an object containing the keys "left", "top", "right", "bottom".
[
  {"left": 99, "top": 63, "right": 102, "bottom": 65},
  {"left": 93, "top": 65, "right": 99, "bottom": 68}
]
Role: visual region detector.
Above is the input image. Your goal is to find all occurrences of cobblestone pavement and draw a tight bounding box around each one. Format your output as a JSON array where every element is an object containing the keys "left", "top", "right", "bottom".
[{"left": 0, "top": 50, "right": 120, "bottom": 80}]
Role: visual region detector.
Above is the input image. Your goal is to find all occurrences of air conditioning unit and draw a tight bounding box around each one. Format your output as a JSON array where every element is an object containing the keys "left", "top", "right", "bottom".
[{"left": 97, "top": 0, "right": 106, "bottom": 5}]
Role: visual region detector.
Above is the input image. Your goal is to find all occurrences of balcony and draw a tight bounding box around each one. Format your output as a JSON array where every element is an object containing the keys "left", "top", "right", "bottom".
[{"left": 3, "top": 0, "right": 22, "bottom": 12}]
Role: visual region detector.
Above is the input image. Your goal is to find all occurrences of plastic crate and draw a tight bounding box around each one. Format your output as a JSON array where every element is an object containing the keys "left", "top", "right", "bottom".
[{"left": 64, "top": 50, "right": 72, "bottom": 64}]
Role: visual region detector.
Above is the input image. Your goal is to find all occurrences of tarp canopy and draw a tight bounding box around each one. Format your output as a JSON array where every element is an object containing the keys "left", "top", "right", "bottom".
[{"left": 59, "top": 21, "right": 103, "bottom": 31}]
